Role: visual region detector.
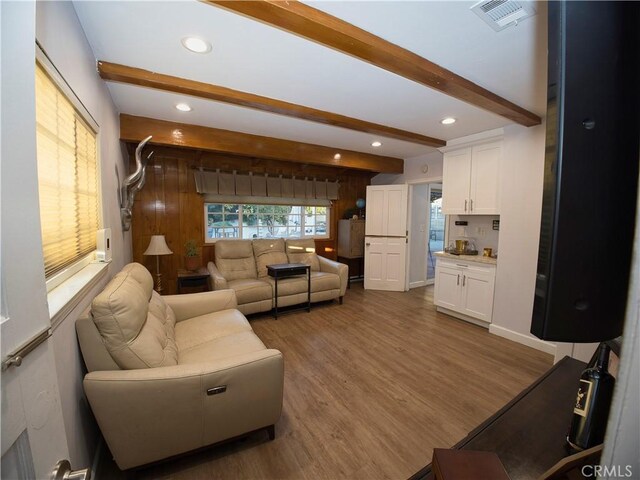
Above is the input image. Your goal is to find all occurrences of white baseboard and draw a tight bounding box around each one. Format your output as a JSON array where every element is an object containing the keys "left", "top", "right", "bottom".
[
  {"left": 409, "top": 280, "right": 427, "bottom": 289},
  {"left": 488, "top": 324, "right": 556, "bottom": 355}
]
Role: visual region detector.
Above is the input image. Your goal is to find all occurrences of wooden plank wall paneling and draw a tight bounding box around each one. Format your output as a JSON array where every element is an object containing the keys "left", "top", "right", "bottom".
[{"left": 130, "top": 145, "right": 375, "bottom": 295}]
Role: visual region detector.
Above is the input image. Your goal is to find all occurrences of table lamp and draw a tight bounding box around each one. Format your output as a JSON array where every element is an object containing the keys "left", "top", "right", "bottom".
[{"left": 143, "top": 235, "right": 173, "bottom": 293}]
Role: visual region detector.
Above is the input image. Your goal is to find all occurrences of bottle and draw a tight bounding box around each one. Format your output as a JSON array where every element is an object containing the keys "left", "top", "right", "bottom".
[{"left": 567, "top": 343, "right": 616, "bottom": 450}]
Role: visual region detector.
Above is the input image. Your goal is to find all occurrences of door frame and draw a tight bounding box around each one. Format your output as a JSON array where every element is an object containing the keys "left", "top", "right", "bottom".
[{"left": 406, "top": 177, "right": 443, "bottom": 289}]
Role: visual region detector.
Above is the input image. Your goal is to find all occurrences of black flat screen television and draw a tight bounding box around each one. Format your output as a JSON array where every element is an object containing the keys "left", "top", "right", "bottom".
[{"left": 531, "top": 1, "right": 639, "bottom": 342}]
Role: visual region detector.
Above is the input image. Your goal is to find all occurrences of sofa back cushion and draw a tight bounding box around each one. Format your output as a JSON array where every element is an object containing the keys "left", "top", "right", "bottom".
[
  {"left": 214, "top": 240, "right": 257, "bottom": 281},
  {"left": 285, "top": 239, "right": 320, "bottom": 271},
  {"left": 90, "top": 263, "right": 178, "bottom": 370},
  {"left": 253, "top": 238, "right": 288, "bottom": 277}
]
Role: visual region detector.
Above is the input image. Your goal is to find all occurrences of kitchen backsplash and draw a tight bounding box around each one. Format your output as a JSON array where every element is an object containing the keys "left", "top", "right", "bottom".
[{"left": 446, "top": 215, "right": 500, "bottom": 254}]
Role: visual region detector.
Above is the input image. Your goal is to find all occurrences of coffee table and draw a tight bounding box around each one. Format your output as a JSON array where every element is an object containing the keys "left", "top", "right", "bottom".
[{"left": 267, "top": 263, "right": 311, "bottom": 319}]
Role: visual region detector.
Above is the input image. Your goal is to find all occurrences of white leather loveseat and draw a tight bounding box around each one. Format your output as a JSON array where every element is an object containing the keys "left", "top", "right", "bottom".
[
  {"left": 207, "top": 238, "right": 348, "bottom": 316},
  {"left": 76, "top": 263, "right": 284, "bottom": 470}
]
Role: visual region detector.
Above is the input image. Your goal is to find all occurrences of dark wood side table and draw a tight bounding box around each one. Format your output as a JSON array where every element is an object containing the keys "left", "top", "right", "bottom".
[
  {"left": 337, "top": 255, "right": 364, "bottom": 288},
  {"left": 409, "top": 356, "right": 587, "bottom": 480},
  {"left": 176, "top": 268, "right": 210, "bottom": 294},
  {"left": 267, "top": 263, "right": 311, "bottom": 319}
]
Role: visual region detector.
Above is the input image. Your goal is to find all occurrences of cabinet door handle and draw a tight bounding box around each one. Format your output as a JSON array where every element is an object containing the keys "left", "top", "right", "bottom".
[
  {"left": 463, "top": 275, "right": 466, "bottom": 286},
  {"left": 366, "top": 243, "right": 370, "bottom": 246},
  {"left": 457, "top": 274, "right": 460, "bottom": 286},
  {"left": 464, "top": 199, "right": 468, "bottom": 212},
  {"left": 470, "top": 199, "right": 474, "bottom": 212}
]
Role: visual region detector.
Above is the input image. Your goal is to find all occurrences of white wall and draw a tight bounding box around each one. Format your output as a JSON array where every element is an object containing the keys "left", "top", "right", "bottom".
[
  {"left": 409, "top": 184, "right": 428, "bottom": 286},
  {"left": 372, "top": 150, "right": 443, "bottom": 185},
  {"left": 1, "top": 2, "right": 70, "bottom": 476},
  {"left": 488, "top": 123, "right": 555, "bottom": 354},
  {"left": 447, "top": 215, "right": 500, "bottom": 254},
  {"left": 601, "top": 183, "right": 640, "bottom": 473},
  {"left": 35, "top": 1, "right": 130, "bottom": 469}
]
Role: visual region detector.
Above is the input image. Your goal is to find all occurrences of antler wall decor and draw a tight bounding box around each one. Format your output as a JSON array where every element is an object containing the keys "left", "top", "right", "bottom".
[{"left": 120, "top": 135, "right": 153, "bottom": 231}]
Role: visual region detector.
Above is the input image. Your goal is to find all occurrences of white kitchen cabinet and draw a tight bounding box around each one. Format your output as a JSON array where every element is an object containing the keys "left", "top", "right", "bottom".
[
  {"left": 433, "top": 263, "right": 462, "bottom": 310},
  {"left": 460, "top": 267, "right": 495, "bottom": 322},
  {"left": 434, "top": 257, "right": 496, "bottom": 325},
  {"left": 442, "top": 141, "right": 501, "bottom": 215},
  {"left": 441, "top": 148, "right": 472, "bottom": 214}
]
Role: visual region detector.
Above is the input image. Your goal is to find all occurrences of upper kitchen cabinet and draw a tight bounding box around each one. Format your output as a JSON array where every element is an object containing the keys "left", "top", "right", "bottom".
[
  {"left": 441, "top": 148, "right": 472, "bottom": 214},
  {"left": 441, "top": 131, "right": 503, "bottom": 215}
]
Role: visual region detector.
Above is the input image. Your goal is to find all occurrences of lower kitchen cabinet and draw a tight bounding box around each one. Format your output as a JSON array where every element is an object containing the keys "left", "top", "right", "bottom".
[{"left": 434, "top": 256, "right": 496, "bottom": 325}]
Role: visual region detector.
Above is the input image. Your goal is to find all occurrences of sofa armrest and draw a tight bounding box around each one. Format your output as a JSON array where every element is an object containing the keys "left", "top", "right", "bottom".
[
  {"left": 207, "top": 261, "right": 228, "bottom": 290},
  {"left": 163, "top": 289, "right": 237, "bottom": 322},
  {"left": 318, "top": 256, "right": 349, "bottom": 296},
  {"left": 83, "top": 349, "right": 284, "bottom": 470}
]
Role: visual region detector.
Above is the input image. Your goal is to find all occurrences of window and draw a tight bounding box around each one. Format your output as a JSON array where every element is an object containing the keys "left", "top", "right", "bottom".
[
  {"left": 205, "top": 204, "right": 329, "bottom": 242},
  {"left": 35, "top": 61, "right": 99, "bottom": 285}
]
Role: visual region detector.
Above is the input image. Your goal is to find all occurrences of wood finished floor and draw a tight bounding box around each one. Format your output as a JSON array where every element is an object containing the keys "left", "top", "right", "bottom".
[{"left": 103, "top": 284, "right": 552, "bottom": 480}]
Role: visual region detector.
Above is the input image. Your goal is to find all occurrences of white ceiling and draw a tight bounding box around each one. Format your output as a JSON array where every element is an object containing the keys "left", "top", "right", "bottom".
[{"left": 73, "top": 1, "right": 547, "bottom": 160}]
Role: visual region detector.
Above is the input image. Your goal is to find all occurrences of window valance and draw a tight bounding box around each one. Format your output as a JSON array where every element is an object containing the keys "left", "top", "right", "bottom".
[{"left": 194, "top": 170, "right": 339, "bottom": 202}]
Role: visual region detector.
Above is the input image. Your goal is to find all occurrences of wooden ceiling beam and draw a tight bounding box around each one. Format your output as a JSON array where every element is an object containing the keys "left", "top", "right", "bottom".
[
  {"left": 99, "top": 61, "right": 444, "bottom": 148},
  {"left": 120, "top": 114, "right": 404, "bottom": 174},
  {"left": 204, "top": 0, "right": 541, "bottom": 127}
]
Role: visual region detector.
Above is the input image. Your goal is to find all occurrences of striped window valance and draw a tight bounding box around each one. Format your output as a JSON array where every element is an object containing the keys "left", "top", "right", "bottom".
[{"left": 194, "top": 170, "right": 339, "bottom": 206}]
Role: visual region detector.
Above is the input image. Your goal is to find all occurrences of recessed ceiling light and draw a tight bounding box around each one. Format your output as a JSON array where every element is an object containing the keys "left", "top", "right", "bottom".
[
  {"left": 441, "top": 117, "right": 457, "bottom": 125},
  {"left": 371, "top": 141, "right": 383, "bottom": 147},
  {"left": 181, "top": 36, "right": 212, "bottom": 54},
  {"left": 175, "top": 103, "right": 192, "bottom": 112},
  {"left": 334, "top": 153, "right": 342, "bottom": 160}
]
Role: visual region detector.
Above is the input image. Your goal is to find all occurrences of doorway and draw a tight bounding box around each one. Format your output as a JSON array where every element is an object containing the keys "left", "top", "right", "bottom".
[
  {"left": 408, "top": 181, "right": 443, "bottom": 289},
  {"left": 426, "top": 185, "right": 444, "bottom": 284}
]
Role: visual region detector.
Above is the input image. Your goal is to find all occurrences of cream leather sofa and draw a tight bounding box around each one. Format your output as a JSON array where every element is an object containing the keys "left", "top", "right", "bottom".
[
  {"left": 76, "top": 263, "right": 284, "bottom": 470},
  {"left": 207, "top": 238, "right": 348, "bottom": 316}
]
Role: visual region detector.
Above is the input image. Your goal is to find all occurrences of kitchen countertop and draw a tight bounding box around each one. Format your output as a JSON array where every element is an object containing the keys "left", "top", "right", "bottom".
[{"left": 434, "top": 251, "right": 498, "bottom": 266}]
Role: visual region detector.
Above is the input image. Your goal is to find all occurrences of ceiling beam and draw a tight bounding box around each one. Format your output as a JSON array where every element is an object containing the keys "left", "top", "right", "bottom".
[
  {"left": 204, "top": 0, "right": 542, "bottom": 127},
  {"left": 120, "top": 114, "right": 404, "bottom": 174},
  {"left": 100, "top": 61, "right": 444, "bottom": 148}
]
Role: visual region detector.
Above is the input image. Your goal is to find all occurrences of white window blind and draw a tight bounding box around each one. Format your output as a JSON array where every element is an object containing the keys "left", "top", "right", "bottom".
[{"left": 35, "top": 63, "right": 99, "bottom": 279}]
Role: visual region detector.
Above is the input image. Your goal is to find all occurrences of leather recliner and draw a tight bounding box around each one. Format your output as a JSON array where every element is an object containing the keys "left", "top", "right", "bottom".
[
  {"left": 76, "top": 262, "right": 284, "bottom": 470},
  {"left": 207, "top": 238, "right": 348, "bottom": 316}
]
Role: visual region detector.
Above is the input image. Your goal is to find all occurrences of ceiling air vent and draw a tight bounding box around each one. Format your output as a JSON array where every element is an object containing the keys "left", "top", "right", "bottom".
[{"left": 471, "top": 0, "right": 536, "bottom": 32}]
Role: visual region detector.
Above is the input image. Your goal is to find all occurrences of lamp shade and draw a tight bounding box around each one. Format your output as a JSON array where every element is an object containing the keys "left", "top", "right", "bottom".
[{"left": 143, "top": 235, "right": 173, "bottom": 256}]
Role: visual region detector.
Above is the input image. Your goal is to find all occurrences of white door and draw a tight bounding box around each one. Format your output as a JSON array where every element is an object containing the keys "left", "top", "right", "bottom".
[
  {"left": 434, "top": 264, "right": 462, "bottom": 311},
  {"left": 470, "top": 142, "right": 501, "bottom": 214},
  {"left": 1, "top": 3, "right": 70, "bottom": 476},
  {"left": 385, "top": 185, "right": 408, "bottom": 237},
  {"left": 365, "top": 184, "right": 408, "bottom": 236},
  {"left": 442, "top": 148, "right": 471, "bottom": 214},
  {"left": 365, "top": 187, "right": 386, "bottom": 236},
  {"left": 364, "top": 184, "right": 409, "bottom": 291},
  {"left": 461, "top": 268, "right": 495, "bottom": 322},
  {"left": 364, "top": 237, "right": 407, "bottom": 291}
]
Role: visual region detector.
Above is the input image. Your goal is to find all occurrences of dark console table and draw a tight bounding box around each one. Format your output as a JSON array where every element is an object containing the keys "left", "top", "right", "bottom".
[
  {"left": 267, "top": 263, "right": 311, "bottom": 319},
  {"left": 410, "top": 356, "right": 586, "bottom": 480}
]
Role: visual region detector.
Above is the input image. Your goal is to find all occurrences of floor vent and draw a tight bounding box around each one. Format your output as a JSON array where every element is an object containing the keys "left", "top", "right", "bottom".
[{"left": 471, "top": 0, "right": 536, "bottom": 32}]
